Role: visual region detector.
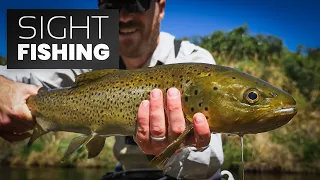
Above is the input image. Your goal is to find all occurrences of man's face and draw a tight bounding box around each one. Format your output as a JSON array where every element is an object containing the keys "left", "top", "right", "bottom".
[{"left": 118, "top": 0, "right": 165, "bottom": 58}]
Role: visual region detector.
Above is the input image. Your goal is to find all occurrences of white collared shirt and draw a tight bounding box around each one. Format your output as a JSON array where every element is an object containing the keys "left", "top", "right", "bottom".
[{"left": 143, "top": 32, "right": 216, "bottom": 67}]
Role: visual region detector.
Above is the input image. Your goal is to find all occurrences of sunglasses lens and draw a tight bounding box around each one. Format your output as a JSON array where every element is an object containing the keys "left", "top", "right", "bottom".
[
  {"left": 98, "top": 1, "right": 122, "bottom": 9},
  {"left": 137, "top": 0, "right": 152, "bottom": 9},
  {"left": 99, "top": 0, "right": 154, "bottom": 12}
]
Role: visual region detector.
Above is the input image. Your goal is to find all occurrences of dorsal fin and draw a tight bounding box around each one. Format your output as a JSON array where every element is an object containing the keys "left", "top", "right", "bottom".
[{"left": 75, "top": 69, "right": 120, "bottom": 86}]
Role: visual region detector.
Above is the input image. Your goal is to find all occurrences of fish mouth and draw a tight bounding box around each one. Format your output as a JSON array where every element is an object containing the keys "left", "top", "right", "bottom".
[
  {"left": 273, "top": 106, "right": 297, "bottom": 115},
  {"left": 257, "top": 106, "right": 298, "bottom": 121},
  {"left": 241, "top": 106, "right": 298, "bottom": 134}
]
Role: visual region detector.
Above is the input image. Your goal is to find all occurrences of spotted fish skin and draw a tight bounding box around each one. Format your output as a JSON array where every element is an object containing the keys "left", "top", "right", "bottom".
[
  {"left": 27, "top": 63, "right": 297, "bottom": 135},
  {"left": 26, "top": 63, "right": 297, "bottom": 162}
]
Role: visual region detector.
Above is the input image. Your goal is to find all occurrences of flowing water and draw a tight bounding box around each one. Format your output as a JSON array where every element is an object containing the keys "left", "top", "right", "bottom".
[{"left": 0, "top": 167, "right": 107, "bottom": 180}]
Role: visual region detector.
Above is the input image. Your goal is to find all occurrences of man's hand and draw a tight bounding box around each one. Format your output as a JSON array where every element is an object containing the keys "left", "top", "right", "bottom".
[
  {"left": 0, "top": 76, "right": 40, "bottom": 142},
  {"left": 134, "top": 88, "right": 211, "bottom": 155}
]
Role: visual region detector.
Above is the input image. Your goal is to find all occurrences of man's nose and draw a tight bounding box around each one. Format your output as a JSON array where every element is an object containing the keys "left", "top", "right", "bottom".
[{"left": 119, "top": 8, "right": 134, "bottom": 23}]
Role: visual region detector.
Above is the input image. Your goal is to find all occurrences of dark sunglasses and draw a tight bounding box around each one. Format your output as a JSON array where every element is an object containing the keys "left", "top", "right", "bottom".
[{"left": 98, "top": 0, "right": 159, "bottom": 13}]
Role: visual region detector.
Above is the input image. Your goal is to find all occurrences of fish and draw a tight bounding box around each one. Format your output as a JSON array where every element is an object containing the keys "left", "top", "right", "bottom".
[{"left": 26, "top": 63, "right": 298, "bottom": 169}]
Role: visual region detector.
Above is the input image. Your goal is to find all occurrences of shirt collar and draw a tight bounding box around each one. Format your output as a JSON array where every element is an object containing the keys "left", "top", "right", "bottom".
[
  {"left": 142, "top": 32, "right": 175, "bottom": 67},
  {"left": 120, "top": 32, "right": 174, "bottom": 69}
]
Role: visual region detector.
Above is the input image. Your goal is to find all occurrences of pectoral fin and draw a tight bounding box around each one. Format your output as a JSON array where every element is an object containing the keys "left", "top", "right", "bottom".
[
  {"left": 149, "top": 123, "right": 194, "bottom": 170},
  {"left": 27, "top": 122, "right": 49, "bottom": 147},
  {"left": 62, "top": 133, "right": 96, "bottom": 161},
  {"left": 86, "top": 135, "right": 106, "bottom": 159}
]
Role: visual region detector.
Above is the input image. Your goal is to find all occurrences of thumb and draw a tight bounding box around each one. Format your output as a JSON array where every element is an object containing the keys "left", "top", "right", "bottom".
[
  {"left": 21, "top": 104, "right": 35, "bottom": 123},
  {"left": 21, "top": 84, "right": 40, "bottom": 121},
  {"left": 24, "top": 84, "right": 41, "bottom": 95}
]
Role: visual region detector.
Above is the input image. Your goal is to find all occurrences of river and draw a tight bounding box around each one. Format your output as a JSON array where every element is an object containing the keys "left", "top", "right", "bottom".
[{"left": 0, "top": 167, "right": 318, "bottom": 180}]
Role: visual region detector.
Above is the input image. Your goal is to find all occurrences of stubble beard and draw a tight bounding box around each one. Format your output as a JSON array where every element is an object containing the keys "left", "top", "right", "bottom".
[{"left": 119, "top": 19, "right": 160, "bottom": 59}]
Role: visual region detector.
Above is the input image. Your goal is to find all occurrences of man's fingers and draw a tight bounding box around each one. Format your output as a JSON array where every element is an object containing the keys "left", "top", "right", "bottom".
[
  {"left": 0, "top": 78, "right": 38, "bottom": 143},
  {"left": 0, "top": 131, "right": 31, "bottom": 142},
  {"left": 167, "top": 88, "right": 185, "bottom": 142},
  {"left": 29, "top": 85, "right": 41, "bottom": 95},
  {"left": 134, "top": 100, "right": 150, "bottom": 147},
  {"left": 185, "top": 131, "right": 196, "bottom": 147},
  {"left": 22, "top": 83, "right": 40, "bottom": 95},
  {"left": 0, "top": 114, "right": 24, "bottom": 133},
  {"left": 193, "top": 113, "right": 211, "bottom": 148},
  {"left": 149, "top": 89, "right": 166, "bottom": 139},
  {"left": 21, "top": 105, "right": 36, "bottom": 124},
  {"left": 22, "top": 85, "right": 39, "bottom": 120},
  {"left": 0, "top": 111, "right": 11, "bottom": 125}
]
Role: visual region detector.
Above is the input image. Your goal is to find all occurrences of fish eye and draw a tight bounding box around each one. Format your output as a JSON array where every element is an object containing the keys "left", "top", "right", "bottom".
[{"left": 244, "top": 88, "right": 260, "bottom": 104}]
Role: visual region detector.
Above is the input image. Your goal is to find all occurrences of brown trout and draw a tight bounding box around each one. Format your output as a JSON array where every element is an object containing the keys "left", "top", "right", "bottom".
[{"left": 26, "top": 63, "right": 297, "bottom": 169}]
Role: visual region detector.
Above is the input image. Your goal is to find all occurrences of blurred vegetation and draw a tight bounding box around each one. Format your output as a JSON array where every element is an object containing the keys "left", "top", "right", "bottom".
[
  {"left": 0, "top": 25, "right": 319, "bottom": 173},
  {"left": 184, "top": 25, "right": 320, "bottom": 173},
  {"left": 0, "top": 55, "right": 7, "bottom": 65},
  {"left": 0, "top": 133, "right": 118, "bottom": 171}
]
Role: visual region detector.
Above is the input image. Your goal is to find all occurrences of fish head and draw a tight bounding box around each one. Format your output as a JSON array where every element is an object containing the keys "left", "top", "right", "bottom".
[{"left": 205, "top": 66, "right": 297, "bottom": 134}]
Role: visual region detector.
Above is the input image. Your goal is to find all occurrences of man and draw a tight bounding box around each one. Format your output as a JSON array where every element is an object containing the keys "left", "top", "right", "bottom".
[{"left": 0, "top": 0, "right": 224, "bottom": 179}]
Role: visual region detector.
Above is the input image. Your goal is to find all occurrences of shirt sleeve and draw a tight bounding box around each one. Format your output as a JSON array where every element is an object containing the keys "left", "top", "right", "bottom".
[
  {"left": 178, "top": 40, "right": 217, "bottom": 65},
  {"left": 163, "top": 42, "right": 224, "bottom": 179},
  {"left": 0, "top": 65, "right": 91, "bottom": 88}
]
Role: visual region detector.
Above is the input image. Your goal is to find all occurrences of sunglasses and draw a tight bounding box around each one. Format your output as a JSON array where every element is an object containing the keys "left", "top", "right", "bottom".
[{"left": 98, "top": 0, "right": 159, "bottom": 13}]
